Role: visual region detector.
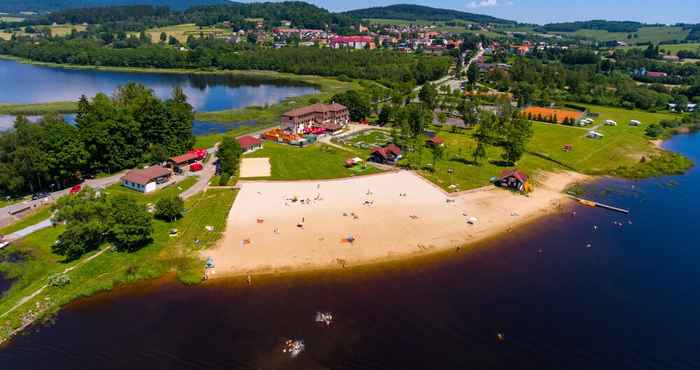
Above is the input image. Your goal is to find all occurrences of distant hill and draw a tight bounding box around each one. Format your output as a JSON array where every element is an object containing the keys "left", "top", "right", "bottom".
[
  {"left": 342, "top": 4, "right": 515, "bottom": 25},
  {"left": 540, "top": 20, "right": 644, "bottom": 33},
  {"left": 0, "top": 0, "right": 233, "bottom": 13}
]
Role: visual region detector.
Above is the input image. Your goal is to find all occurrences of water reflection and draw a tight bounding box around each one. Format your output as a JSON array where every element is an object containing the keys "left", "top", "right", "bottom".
[{"left": 0, "top": 59, "right": 317, "bottom": 112}]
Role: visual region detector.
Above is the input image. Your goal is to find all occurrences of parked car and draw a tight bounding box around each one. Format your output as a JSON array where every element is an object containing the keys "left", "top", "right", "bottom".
[
  {"left": 31, "top": 192, "right": 50, "bottom": 200},
  {"left": 69, "top": 184, "right": 82, "bottom": 194},
  {"left": 189, "top": 163, "right": 203, "bottom": 172}
]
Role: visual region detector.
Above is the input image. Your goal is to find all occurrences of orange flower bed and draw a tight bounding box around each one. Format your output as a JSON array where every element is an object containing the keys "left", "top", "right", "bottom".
[{"left": 521, "top": 106, "right": 583, "bottom": 124}]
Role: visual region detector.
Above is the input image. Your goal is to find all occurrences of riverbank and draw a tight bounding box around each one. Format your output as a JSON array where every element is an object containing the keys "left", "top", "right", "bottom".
[{"left": 204, "top": 170, "right": 588, "bottom": 279}]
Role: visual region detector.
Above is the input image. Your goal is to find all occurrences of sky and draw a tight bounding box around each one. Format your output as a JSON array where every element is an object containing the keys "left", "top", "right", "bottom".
[{"left": 296, "top": 0, "right": 700, "bottom": 25}]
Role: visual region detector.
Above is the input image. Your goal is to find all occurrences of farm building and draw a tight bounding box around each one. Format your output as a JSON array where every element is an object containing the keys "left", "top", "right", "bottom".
[
  {"left": 521, "top": 106, "right": 584, "bottom": 124},
  {"left": 121, "top": 166, "right": 171, "bottom": 193},
  {"left": 369, "top": 144, "right": 402, "bottom": 165},
  {"left": 425, "top": 136, "right": 445, "bottom": 148},
  {"left": 496, "top": 169, "right": 530, "bottom": 192},
  {"left": 238, "top": 135, "right": 263, "bottom": 153}
]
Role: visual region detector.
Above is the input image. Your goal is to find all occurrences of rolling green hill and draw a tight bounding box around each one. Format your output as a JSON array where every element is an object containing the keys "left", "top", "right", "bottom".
[
  {"left": 343, "top": 4, "right": 515, "bottom": 25},
  {"left": 0, "top": 0, "right": 232, "bottom": 13}
]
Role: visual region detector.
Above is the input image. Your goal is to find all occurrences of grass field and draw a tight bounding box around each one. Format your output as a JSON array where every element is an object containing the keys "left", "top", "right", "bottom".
[
  {"left": 398, "top": 103, "right": 681, "bottom": 192},
  {"left": 659, "top": 43, "right": 700, "bottom": 55},
  {"left": 336, "top": 129, "right": 392, "bottom": 149},
  {"left": 0, "top": 24, "right": 85, "bottom": 40},
  {"left": 0, "top": 182, "right": 237, "bottom": 344},
  {"left": 244, "top": 142, "right": 381, "bottom": 180},
  {"left": 0, "top": 101, "right": 78, "bottom": 115},
  {"left": 556, "top": 26, "right": 688, "bottom": 44},
  {"left": 142, "top": 23, "right": 232, "bottom": 43},
  {"left": 0, "top": 17, "right": 24, "bottom": 23}
]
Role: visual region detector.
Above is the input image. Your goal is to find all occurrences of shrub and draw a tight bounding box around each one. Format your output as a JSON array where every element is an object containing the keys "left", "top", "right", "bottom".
[{"left": 48, "top": 273, "right": 71, "bottom": 287}]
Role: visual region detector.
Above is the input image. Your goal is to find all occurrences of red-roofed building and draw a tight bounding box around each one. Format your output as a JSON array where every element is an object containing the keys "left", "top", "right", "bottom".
[
  {"left": 169, "top": 152, "right": 199, "bottom": 166},
  {"left": 281, "top": 103, "right": 349, "bottom": 134},
  {"left": 121, "top": 165, "right": 171, "bottom": 193},
  {"left": 426, "top": 136, "right": 444, "bottom": 147},
  {"left": 330, "top": 36, "right": 375, "bottom": 49},
  {"left": 497, "top": 169, "right": 529, "bottom": 192},
  {"left": 369, "top": 143, "right": 402, "bottom": 165},
  {"left": 238, "top": 135, "right": 263, "bottom": 153}
]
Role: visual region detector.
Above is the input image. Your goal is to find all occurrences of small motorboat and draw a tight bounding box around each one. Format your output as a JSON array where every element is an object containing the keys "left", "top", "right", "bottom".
[
  {"left": 315, "top": 312, "right": 333, "bottom": 326},
  {"left": 282, "top": 339, "right": 305, "bottom": 358}
]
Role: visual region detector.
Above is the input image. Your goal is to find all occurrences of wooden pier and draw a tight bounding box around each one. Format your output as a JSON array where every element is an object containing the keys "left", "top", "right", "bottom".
[{"left": 568, "top": 195, "right": 630, "bottom": 214}]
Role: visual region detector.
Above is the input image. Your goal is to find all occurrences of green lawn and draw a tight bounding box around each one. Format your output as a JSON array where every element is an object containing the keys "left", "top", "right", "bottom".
[
  {"left": 0, "top": 206, "right": 53, "bottom": 236},
  {"left": 0, "top": 187, "right": 238, "bottom": 343},
  {"left": 103, "top": 176, "right": 197, "bottom": 204},
  {"left": 244, "top": 142, "right": 381, "bottom": 180},
  {"left": 336, "top": 129, "right": 392, "bottom": 149},
  {"left": 405, "top": 104, "right": 682, "bottom": 192}
]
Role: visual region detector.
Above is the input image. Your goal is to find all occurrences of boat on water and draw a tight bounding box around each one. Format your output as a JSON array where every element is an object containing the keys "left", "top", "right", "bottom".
[
  {"left": 315, "top": 312, "right": 333, "bottom": 326},
  {"left": 282, "top": 339, "right": 305, "bottom": 358}
]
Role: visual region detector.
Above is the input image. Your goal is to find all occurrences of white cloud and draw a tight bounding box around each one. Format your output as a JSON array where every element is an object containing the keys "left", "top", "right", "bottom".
[{"left": 468, "top": 0, "right": 499, "bottom": 8}]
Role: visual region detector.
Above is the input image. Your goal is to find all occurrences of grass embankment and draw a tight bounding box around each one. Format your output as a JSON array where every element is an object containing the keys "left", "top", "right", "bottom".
[
  {"left": 0, "top": 206, "right": 53, "bottom": 236},
  {"left": 244, "top": 142, "right": 381, "bottom": 180},
  {"left": 0, "top": 183, "right": 237, "bottom": 344},
  {"left": 0, "top": 102, "right": 78, "bottom": 115},
  {"left": 659, "top": 43, "right": 700, "bottom": 55}
]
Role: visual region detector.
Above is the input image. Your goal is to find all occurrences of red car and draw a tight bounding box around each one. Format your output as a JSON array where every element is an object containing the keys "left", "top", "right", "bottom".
[
  {"left": 69, "top": 184, "right": 82, "bottom": 194},
  {"left": 189, "top": 163, "right": 203, "bottom": 172}
]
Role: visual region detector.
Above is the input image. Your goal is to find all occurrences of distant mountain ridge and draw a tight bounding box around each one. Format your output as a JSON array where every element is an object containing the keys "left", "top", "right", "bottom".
[
  {"left": 0, "top": 0, "right": 232, "bottom": 13},
  {"left": 342, "top": 4, "right": 515, "bottom": 25}
]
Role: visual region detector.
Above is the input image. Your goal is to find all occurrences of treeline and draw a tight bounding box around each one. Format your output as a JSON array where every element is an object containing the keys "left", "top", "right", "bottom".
[
  {"left": 0, "top": 83, "right": 194, "bottom": 196},
  {"left": 1, "top": 2, "right": 360, "bottom": 33},
  {"left": 342, "top": 4, "right": 514, "bottom": 25},
  {"left": 540, "top": 20, "right": 643, "bottom": 33},
  {"left": 0, "top": 38, "right": 450, "bottom": 86},
  {"left": 0, "top": 0, "right": 228, "bottom": 14}
]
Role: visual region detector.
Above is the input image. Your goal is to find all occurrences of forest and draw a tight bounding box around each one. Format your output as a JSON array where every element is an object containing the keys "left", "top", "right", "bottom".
[
  {"left": 0, "top": 37, "right": 450, "bottom": 87},
  {"left": 0, "top": 83, "right": 194, "bottom": 196}
]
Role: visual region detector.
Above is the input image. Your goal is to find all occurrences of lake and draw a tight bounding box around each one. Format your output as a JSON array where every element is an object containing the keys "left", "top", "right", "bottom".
[
  {"left": 0, "top": 134, "right": 699, "bottom": 369},
  {"left": 0, "top": 59, "right": 318, "bottom": 112},
  {"left": 0, "top": 114, "right": 258, "bottom": 136}
]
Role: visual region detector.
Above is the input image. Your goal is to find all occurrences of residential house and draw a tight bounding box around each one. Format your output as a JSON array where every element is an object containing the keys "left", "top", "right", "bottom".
[
  {"left": 369, "top": 144, "right": 402, "bottom": 165},
  {"left": 330, "top": 36, "right": 374, "bottom": 49},
  {"left": 238, "top": 135, "right": 263, "bottom": 153},
  {"left": 121, "top": 166, "right": 171, "bottom": 193}
]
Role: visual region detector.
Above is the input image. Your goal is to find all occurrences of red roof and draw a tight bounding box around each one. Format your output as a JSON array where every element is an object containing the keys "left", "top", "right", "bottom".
[
  {"left": 238, "top": 135, "right": 262, "bottom": 150},
  {"left": 646, "top": 71, "right": 668, "bottom": 78},
  {"left": 331, "top": 36, "right": 373, "bottom": 44},
  {"left": 121, "top": 166, "right": 171, "bottom": 185},
  {"left": 282, "top": 103, "right": 347, "bottom": 118},
  {"left": 500, "top": 169, "right": 528, "bottom": 183},
  {"left": 427, "top": 137, "right": 444, "bottom": 145},
  {"left": 372, "top": 144, "right": 402, "bottom": 159},
  {"left": 169, "top": 152, "right": 198, "bottom": 165}
]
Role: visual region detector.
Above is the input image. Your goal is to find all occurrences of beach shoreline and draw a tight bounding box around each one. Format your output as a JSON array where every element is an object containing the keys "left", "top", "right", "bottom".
[{"left": 203, "top": 170, "right": 588, "bottom": 280}]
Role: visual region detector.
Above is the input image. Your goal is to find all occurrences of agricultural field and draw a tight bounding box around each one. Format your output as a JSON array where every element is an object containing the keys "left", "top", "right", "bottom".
[
  {"left": 243, "top": 142, "right": 381, "bottom": 180},
  {"left": 144, "top": 23, "right": 233, "bottom": 43},
  {"left": 659, "top": 43, "right": 700, "bottom": 55},
  {"left": 556, "top": 26, "right": 688, "bottom": 44},
  {"left": 0, "top": 24, "right": 85, "bottom": 40}
]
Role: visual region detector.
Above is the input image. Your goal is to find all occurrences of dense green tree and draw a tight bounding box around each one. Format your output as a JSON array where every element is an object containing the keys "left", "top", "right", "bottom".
[
  {"left": 419, "top": 82, "right": 437, "bottom": 110},
  {"left": 501, "top": 115, "right": 533, "bottom": 164},
  {"left": 107, "top": 197, "right": 153, "bottom": 252},
  {"left": 331, "top": 90, "right": 371, "bottom": 121},
  {"left": 217, "top": 136, "right": 242, "bottom": 177},
  {"left": 155, "top": 195, "right": 185, "bottom": 222},
  {"left": 52, "top": 221, "right": 105, "bottom": 261}
]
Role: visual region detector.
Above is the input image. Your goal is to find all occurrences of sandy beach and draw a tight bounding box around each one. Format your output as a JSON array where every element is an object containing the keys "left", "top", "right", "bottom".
[{"left": 204, "top": 170, "right": 586, "bottom": 278}]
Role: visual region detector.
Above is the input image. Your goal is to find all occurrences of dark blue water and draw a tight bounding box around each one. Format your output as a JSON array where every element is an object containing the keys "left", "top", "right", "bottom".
[
  {"left": 0, "top": 114, "right": 257, "bottom": 137},
  {"left": 0, "top": 59, "right": 317, "bottom": 112},
  {"left": 1, "top": 134, "right": 699, "bottom": 370}
]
